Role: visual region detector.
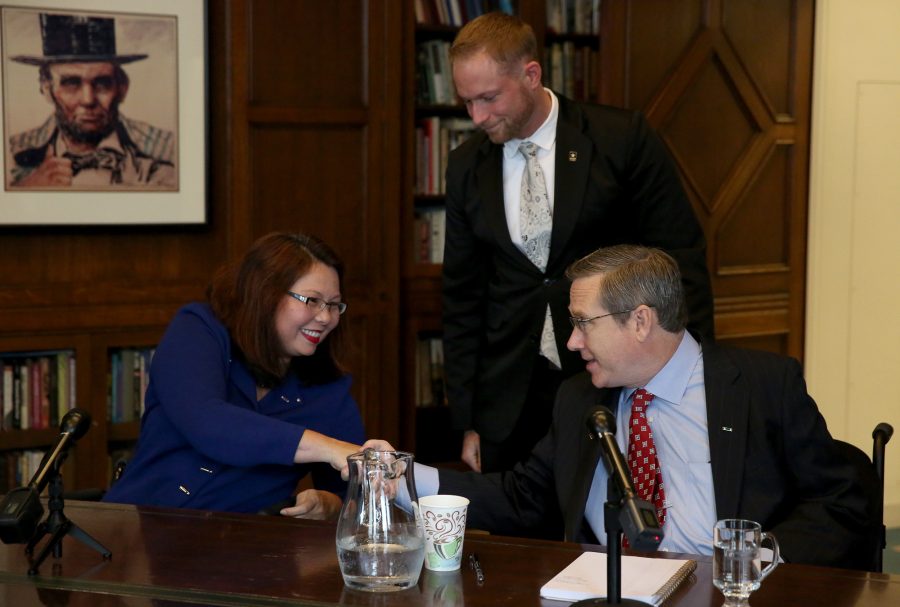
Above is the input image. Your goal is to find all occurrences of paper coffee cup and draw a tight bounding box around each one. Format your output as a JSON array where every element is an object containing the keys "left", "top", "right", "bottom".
[{"left": 419, "top": 494, "right": 469, "bottom": 571}]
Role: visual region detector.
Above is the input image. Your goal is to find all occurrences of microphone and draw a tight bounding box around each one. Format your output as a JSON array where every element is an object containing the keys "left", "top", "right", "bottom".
[
  {"left": 0, "top": 408, "right": 92, "bottom": 544},
  {"left": 586, "top": 406, "right": 663, "bottom": 551}
]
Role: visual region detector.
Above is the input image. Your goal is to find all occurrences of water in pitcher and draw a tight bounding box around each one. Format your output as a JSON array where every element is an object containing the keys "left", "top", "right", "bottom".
[{"left": 337, "top": 533, "right": 425, "bottom": 592}]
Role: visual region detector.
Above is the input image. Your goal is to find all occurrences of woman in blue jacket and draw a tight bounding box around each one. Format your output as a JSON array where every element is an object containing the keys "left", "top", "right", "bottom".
[{"left": 104, "top": 233, "right": 368, "bottom": 517}]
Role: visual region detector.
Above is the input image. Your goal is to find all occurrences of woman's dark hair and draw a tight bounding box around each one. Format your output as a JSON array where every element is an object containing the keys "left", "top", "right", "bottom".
[{"left": 207, "top": 232, "right": 346, "bottom": 386}]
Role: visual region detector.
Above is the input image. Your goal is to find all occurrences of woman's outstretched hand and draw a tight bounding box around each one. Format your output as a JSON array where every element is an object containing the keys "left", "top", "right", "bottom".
[{"left": 280, "top": 489, "right": 343, "bottom": 520}]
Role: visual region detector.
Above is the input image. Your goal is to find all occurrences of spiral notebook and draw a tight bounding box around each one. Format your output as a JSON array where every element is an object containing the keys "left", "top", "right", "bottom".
[{"left": 540, "top": 552, "right": 697, "bottom": 606}]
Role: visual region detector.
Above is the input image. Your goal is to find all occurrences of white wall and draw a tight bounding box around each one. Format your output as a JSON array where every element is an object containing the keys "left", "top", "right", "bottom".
[{"left": 807, "top": 0, "right": 900, "bottom": 525}]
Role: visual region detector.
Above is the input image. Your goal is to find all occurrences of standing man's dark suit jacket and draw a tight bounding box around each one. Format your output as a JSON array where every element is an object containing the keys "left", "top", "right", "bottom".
[
  {"left": 442, "top": 94, "right": 714, "bottom": 443},
  {"left": 437, "top": 344, "right": 874, "bottom": 570}
]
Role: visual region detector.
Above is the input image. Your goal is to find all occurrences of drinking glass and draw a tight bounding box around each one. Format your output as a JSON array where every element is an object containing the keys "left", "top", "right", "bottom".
[{"left": 713, "top": 519, "right": 779, "bottom": 606}]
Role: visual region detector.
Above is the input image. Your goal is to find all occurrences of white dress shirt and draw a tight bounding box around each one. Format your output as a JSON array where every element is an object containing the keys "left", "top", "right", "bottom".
[{"left": 501, "top": 88, "right": 559, "bottom": 252}]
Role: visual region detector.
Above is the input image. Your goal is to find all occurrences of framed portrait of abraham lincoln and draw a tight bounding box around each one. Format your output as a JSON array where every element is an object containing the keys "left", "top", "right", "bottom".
[{"left": 0, "top": 0, "right": 206, "bottom": 225}]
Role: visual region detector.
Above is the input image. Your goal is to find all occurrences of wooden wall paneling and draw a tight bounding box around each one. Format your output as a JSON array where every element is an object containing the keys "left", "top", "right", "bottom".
[
  {"left": 623, "top": 0, "right": 705, "bottom": 112},
  {"left": 366, "top": 0, "right": 404, "bottom": 442},
  {"left": 722, "top": 0, "right": 795, "bottom": 116},
  {"left": 232, "top": 0, "right": 402, "bottom": 440},
  {"left": 0, "top": 231, "right": 219, "bottom": 334},
  {"left": 210, "top": 0, "right": 253, "bottom": 258},
  {"left": 249, "top": 1, "right": 364, "bottom": 108},
  {"left": 601, "top": 0, "right": 813, "bottom": 359}
]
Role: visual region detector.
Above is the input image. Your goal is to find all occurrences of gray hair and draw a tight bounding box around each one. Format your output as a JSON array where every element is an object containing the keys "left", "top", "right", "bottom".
[{"left": 565, "top": 244, "right": 687, "bottom": 332}]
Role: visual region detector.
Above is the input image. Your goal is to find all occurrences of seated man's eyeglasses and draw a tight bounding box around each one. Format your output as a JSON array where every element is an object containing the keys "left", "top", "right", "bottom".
[
  {"left": 569, "top": 309, "right": 634, "bottom": 332},
  {"left": 287, "top": 291, "right": 348, "bottom": 315}
]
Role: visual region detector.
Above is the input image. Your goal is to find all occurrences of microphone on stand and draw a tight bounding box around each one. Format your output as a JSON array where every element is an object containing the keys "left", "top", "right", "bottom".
[
  {"left": 0, "top": 408, "right": 92, "bottom": 544},
  {"left": 586, "top": 406, "right": 663, "bottom": 551}
]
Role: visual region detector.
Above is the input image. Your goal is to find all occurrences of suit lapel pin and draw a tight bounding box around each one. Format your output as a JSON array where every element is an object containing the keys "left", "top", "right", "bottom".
[
  {"left": 568, "top": 151, "right": 577, "bottom": 162},
  {"left": 722, "top": 426, "right": 733, "bottom": 432}
]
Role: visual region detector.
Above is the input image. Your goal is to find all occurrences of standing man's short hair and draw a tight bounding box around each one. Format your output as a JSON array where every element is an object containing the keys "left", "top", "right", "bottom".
[
  {"left": 448, "top": 12, "right": 537, "bottom": 70},
  {"left": 566, "top": 245, "right": 689, "bottom": 332}
]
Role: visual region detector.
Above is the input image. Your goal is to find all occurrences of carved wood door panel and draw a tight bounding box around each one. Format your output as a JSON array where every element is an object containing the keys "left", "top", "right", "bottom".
[{"left": 600, "top": 0, "right": 814, "bottom": 358}]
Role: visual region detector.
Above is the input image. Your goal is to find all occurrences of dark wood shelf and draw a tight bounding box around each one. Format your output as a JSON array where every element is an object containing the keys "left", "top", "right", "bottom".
[
  {"left": 414, "top": 24, "right": 459, "bottom": 42},
  {"left": 108, "top": 421, "right": 141, "bottom": 443},
  {"left": 405, "top": 263, "right": 442, "bottom": 280},
  {"left": 414, "top": 104, "right": 466, "bottom": 116},
  {"left": 545, "top": 32, "right": 600, "bottom": 48},
  {"left": 414, "top": 194, "right": 447, "bottom": 207},
  {"left": 0, "top": 427, "right": 59, "bottom": 450}
]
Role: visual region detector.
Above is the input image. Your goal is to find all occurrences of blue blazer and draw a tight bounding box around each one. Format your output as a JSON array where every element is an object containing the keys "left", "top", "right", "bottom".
[{"left": 103, "top": 303, "right": 365, "bottom": 513}]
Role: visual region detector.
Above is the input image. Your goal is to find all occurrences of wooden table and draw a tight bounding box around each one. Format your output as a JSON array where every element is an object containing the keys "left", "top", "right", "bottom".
[{"left": 0, "top": 501, "right": 898, "bottom": 606}]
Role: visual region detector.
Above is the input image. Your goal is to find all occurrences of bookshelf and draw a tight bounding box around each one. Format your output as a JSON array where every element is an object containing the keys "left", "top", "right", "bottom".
[
  {"left": 0, "top": 327, "right": 164, "bottom": 494},
  {"left": 400, "top": 1, "right": 605, "bottom": 457}
]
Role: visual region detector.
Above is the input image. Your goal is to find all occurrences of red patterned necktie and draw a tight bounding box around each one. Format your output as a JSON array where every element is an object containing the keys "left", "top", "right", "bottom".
[{"left": 623, "top": 389, "right": 666, "bottom": 546}]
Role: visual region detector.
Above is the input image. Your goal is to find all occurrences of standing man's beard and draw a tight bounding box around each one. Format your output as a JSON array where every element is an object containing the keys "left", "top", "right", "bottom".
[{"left": 54, "top": 102, "right": 119, "bottom": 148}]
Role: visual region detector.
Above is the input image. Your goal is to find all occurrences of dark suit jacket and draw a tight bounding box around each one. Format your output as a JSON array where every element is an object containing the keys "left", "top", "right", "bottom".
[
  {"left": 438, "top": 344, "right": 873, "bottom": 570},
  {"left": 442, "top": 95, "right": 714, "bottom": 441}
]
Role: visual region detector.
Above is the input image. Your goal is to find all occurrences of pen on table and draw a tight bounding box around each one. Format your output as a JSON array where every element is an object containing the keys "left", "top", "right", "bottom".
[{"left": 469, "top": 553, "right": 485, "bottom": 585}]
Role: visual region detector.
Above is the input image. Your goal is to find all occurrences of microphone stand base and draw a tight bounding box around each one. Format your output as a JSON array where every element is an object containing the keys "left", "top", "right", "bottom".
[
  {"left": 24, "top": 466, "right": 111, "bottom": 576},
  {"left": 572, "top": 599, "right": 655, "bottom": 607}
]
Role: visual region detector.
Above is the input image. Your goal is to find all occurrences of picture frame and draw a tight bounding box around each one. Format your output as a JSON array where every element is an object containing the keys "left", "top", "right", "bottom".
[{"left": 0, "top": 0, "right": 206, "bottom": 225}]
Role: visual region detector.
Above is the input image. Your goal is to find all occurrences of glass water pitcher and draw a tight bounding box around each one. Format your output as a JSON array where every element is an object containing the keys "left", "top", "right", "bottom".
[{"left": 336, "top": 450, "right": 424, "bottom": 592}]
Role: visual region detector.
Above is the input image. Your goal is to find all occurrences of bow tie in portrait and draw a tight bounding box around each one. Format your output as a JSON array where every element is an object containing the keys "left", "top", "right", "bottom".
[{"left": 63, "top": 149, "right": 125, "bottom": 175}]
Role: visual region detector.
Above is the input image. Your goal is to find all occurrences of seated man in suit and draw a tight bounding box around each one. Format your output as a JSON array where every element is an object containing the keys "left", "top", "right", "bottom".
[{"left": 404, "top": 244, "right": 873, "bottom": 569}]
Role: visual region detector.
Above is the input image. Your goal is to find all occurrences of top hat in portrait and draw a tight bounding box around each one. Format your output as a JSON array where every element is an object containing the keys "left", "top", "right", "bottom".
[{"left": 11, "top": 13, "right": 147, "bottom": 66}]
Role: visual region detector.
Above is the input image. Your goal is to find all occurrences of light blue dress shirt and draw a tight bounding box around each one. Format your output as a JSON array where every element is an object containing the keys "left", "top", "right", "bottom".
[{"left": 584, "top": 332, "right": 716, "bottom": 554}]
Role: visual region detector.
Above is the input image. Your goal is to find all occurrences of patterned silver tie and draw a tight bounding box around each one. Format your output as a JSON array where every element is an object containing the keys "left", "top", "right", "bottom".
[
  {"left": 518, "top": 142, "right": 552, "bottom": 271},
  {"left": 518, "top": 142, "right": 560, "bottom": 369}
]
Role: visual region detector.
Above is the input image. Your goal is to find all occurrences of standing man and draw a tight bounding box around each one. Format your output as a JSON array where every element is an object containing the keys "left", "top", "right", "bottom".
[
  {"left": 7, "top": 13, "right": 176, "bottom": 188},
  {"left": 443, "top": 12, "right": 714, "bottom": 475}
]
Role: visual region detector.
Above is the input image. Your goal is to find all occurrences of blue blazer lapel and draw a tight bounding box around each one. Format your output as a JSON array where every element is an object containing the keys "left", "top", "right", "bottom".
[{"left": 704, "top": 348, "right": 749, "bottom": 519}]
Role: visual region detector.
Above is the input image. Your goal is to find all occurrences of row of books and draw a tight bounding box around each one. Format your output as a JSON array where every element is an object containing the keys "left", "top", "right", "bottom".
[
  {"left": 416, "top": 40, "right": 457, "bottom": 106},
  {"left": 0, "top": 449, "right": 46, "bottom": 492},
  {"left": 542, "top": 41, "right": 600, "bottom": 103},
  {"left": 546, "top": 0, "right": 601, "bottom": 35},
  {"left": 0, "top": 448, "right": 134, "bottom": 493},
  {"left": 414, "top": 207, "right": 447, "bottom": 264},
  {"left": 415, "top": 0, "right": 515, "bottom": 28},
  {"left": 415, "top": 336, "right": 447, "bottom": 408},
  {"left": 416, "top": 116, "right": 476, "bottom": 195},
  {"left": 0, "top": 351, "right": 76, "bottom": 432},
  {"left": 108, "top": 348, "right": 155, "bottom": 424},
  {"left": 415, "top": 28, "right": 600, "bottom": 107}
]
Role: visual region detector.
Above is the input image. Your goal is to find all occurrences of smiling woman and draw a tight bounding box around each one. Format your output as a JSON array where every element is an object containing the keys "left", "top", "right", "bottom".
[{"left": 102, "top": 233, "right": 377, "bottom": 519}]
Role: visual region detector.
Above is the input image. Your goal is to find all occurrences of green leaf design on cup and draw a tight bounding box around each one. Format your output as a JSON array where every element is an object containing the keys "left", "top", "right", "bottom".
[{"left": 433, "top": 536, "right": 462, "bottom": 560}]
